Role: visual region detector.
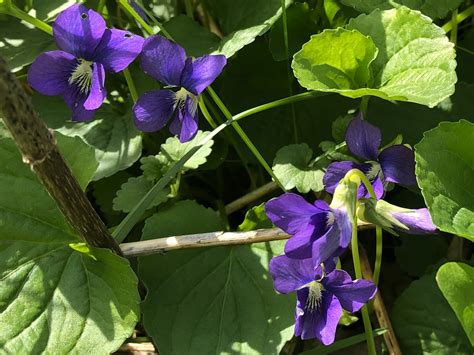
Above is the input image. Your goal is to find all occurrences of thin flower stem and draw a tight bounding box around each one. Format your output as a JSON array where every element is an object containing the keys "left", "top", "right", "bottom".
[
  {"left": 280, "top": 0, "right": 298, "bottom": 143},
  {"left": 345, "top": 170, "right": 377, "bottom": 355},
  {"left": 207, "top": 86, "right": 286, "bottom": 191},
  {"left": 450, "top": 9, "right": 458, "bottom": 44},
  {"left": 373, "top": 226, "right": 383, "bottom": 286},
  {"left": 345, "top": 169, "right": 384, "bottom": 286},
  {"left": 185, "top": 0, "right": 194, "bottom": 17},
  {"left": 233, "top": 91, "right": 328, "bottom": 122},
  {"left": 360, "top": 96, "right": 370, "bottom": 117},
  {"left": 97, "top": 0, "right": 107, "bottom": 14},
  {"left": 225, "top": 181, "right": 279, "bottom": 215},
  {"left": 199, "top": 97, "right": 218, "bottom": 129},
  {"left": 123, "top": 68, "right": 138, "bottom": 102},
  {"left": 6, "top": 5, "right": 53, "bottom": 35},
  {"left": 443, "top": 6, "right": 474, "bottom": 33},
  {"left": 118, "top": 0, "right": 172, "bottom": 38}
]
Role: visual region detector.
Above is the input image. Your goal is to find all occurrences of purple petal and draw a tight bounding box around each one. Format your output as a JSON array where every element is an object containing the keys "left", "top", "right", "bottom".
[
  {"left": 269, "top": 255, "right": 316, "bottom": 294},
  {"left": 53, "top": 4, "right": 106, "bottom": 59},
  {"left": 312, "top": 209, "right": 352, "bottom": 266},
  {"left": 63, "top": 87, "right": 97, "bottom": 121},
  {"left": 265, "top": 193, "right": 327, "bottom": 235},
  {"left": 391, "top": 208, "right": 437, "bottom": 234},
  {"left": 133, "top": 89, "right": 176, "bottom": 132},
  {"left": 322, "top": 269, "right": 377, "bottom": 313},
  {"left": 295, "top": 289, "right": 342, "bottom": 345},
  {"left": 140, "top": 35, "right": 186, "bottom": 86},
  {"left": 379, "top": 145, "right": 416, "bottom": 186},
  {"left": 324, "top": 161, "right": 371, "bottom": 195},
  {"left": 83, "top": 63, "right": 106, "bottom": 110},
  {"left": 92, "top": 29, "right": 144, "bottom": 73},
  {"left": 284, "top": 228, "right": 316, "bottom": 259},
  {"left": 129, "top": 0, "right": 148, "bottom": 21},
  {"left": 169, "top": 96, "right": 199, "bottom": 142},
  {"left": 180, "top": 55, "right": 227, "bottom": 95},
  {"left": 345, "top": 116, "right": 381, "bottom": 161},
  {"left": 371, "top": 177, "right": 385, "bottom": 200},
  {"left": 28, "top": 50, "right": 76, "bottom": 96}
]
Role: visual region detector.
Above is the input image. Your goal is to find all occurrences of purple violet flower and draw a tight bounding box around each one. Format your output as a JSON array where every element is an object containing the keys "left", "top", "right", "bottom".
[
  {"left": 265, "top": 193, "right": 352, "bottom": 264},
  {"left": 324, "top": 115, "right": 416, "bottom": 199},
  {"left": 133, "top": 36, "right": 227, "bottom": 142},
  {"left": 269, "top": 255, "right": 377, "bottom": 344},
  {"left": 28, "top": 4, "right": 144, "bottom": 121}
]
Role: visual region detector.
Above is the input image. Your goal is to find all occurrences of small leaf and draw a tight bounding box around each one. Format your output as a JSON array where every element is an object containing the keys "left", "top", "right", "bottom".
[
  {"left": 139, "top": 201, "right": 293, "bottom": 355},
  {"left": 113, "top": 176, "right": 169, "bottom": 213},
  {"left": 34, "top": 96, "right": 142, "bottom": 181},
  {"left": 391, "top": 272, "right": 472, "bottom": 354},
  {"left": 141, "top": 131, "right": 214, "bottom": 181},
  {"left": 415, "top": 120, "right": 474, "bottom": 241},
  {"left": 273, "top": 143, "right": 328, "bottom": 193},
  {"left": 238, "top": 203, "right": 273, "bottom": 231},
  {"left": 437, "top": 262, "right": 474, "bottom": 345}
]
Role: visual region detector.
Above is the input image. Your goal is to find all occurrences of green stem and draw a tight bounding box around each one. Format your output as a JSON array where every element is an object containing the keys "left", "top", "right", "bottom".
[
  {"left": 123, "top": 68, "right": 138, "bottom": 102},
  {"left": 113, "top": 120, "right": 231, "bottom": 242},
  {"left": 373, "top": 226, "right": 383, "bottom": 285},
  {"left": 360, "top": 96, "right": 370, "bottom": 117},
  {"left": 7, "top": 4, "right": 52, "bottom": 35},
  {"left": 350, "top": 210, "right": 377, "bottom": 355},
  {"left": 450, "top": 9, "right": 458, "bottom": 44},
  {"left": 443, "top": 6, "right": 474, "bottom": 33},
  {"left": 185, "top": 0, "right": 194, "bottom": 17},
  {"left": 119, "top": 0, "right": 173, "bottom": 38},
  {"left": 281, "top": 0, "right": 298, "bottom": 143},
  {"left": 199, "top": 96, "right": 218, "bottom": 129},
  {"left": 345, "top": 169, "right": 383, "bottom": 286},
  {"left": 97, "top": 0, "right": 107, "bottom": 14},
  {"left": 233, "top": 91, "right": 327, "bottom": 122},
  {"left": 207, "top": 86, "right": 286, "bottom": 191}
]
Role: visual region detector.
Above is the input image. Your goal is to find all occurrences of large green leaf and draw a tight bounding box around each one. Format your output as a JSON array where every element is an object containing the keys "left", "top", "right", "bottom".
[
  {"left": 272, "top": 143, "right": 328, "bottom": 193},
  {"left": 33, "top": 96, "right": 142, "bottom": 181},
  {"left": 31, "top": 0, "right": 76, "bottom": 21},
  {"left": 139, "top": 200, "right": 294, "bottom": 354},
  {"left": 415, "top": 120, "right": 474, "bottom": 242},
  {"left": 391, "top": 272, "right": 472, "bottom": 354},
  {"left": 0, "top": 137, "right": 140, "bottom": 353},
  {"left": 293, "top": 7, "right": 457, "bottom": 107},
  {"left": 437, "top": 262, "right": 474, "bottom": 346},
  {"left": 341, "top": 0, "right": 464, "bottom": 19},
  {"left": 0, "top": 16, "right": 55, "bottom": 72}
]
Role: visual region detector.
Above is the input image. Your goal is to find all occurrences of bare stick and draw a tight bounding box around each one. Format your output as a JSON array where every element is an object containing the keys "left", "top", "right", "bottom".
[
  {"left": 120, "top": 222, "right": 374, "bottom": 257},
  {"left": 359, "top": 245, "right": 402, "bottom": 355},
  {"left": 225, "top": 181, "right": 278, "bottom": 215},
  {"left": 0, "top": 56, "right": 123, "bottom": 256}
]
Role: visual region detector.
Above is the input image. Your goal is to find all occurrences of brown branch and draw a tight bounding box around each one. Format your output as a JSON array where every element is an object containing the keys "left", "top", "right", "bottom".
[
  {"left": 359, "top": 245, "right": 402, "bottom": 355},
  {"left": 0, "top": 56, "right": 123, "bottom": 256},
  {"left": 120, "top": 222, "right": 374, "bottom": 257},
  {"left": 225, "top": 181, "right": 279, "bottom": 215}
]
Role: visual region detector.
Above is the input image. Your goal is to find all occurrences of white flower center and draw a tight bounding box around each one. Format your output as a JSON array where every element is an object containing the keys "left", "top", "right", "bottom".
[
  {"left": 174, "top": 87, "right": 198, "bottom": 116},
  {"left": 69, "top": 59, "right": 93, "bottom": 93},
  {"left": 326, "top": 211, "right": 335, "bottom": 226},
  {"left": 366, "top": 161, "right": 381, "bottom": 180},
  {"left": 305, "top": 281, "right": 324, "bottom": 312}
]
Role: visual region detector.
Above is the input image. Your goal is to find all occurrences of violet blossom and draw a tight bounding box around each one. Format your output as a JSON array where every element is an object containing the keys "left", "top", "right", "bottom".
[
  {"left": 324, "top": 115, "right": 416, "bottom": 199},
  {"left": 269, "top": 255, "right": 376, "bottom": 344},
  {"left": 28, "top": 4, "right": 144, "bottom": 121},
  {"left": 133, "top": 36, "right": 226, "bottom": 142},
  {"left": 265, "top": 192, "right": 352, "bottom": 264}
]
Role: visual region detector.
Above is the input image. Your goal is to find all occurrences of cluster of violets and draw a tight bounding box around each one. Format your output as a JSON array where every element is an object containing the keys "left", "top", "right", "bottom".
[
  {"left": 264, "top": 117, "right": 437, "bottom": 345},
  {"left": 27, "top": 3, "right": 439, "bottom": 348},
  {"left": 28, "top": 4, "right": 226, "bottom": 143}
]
